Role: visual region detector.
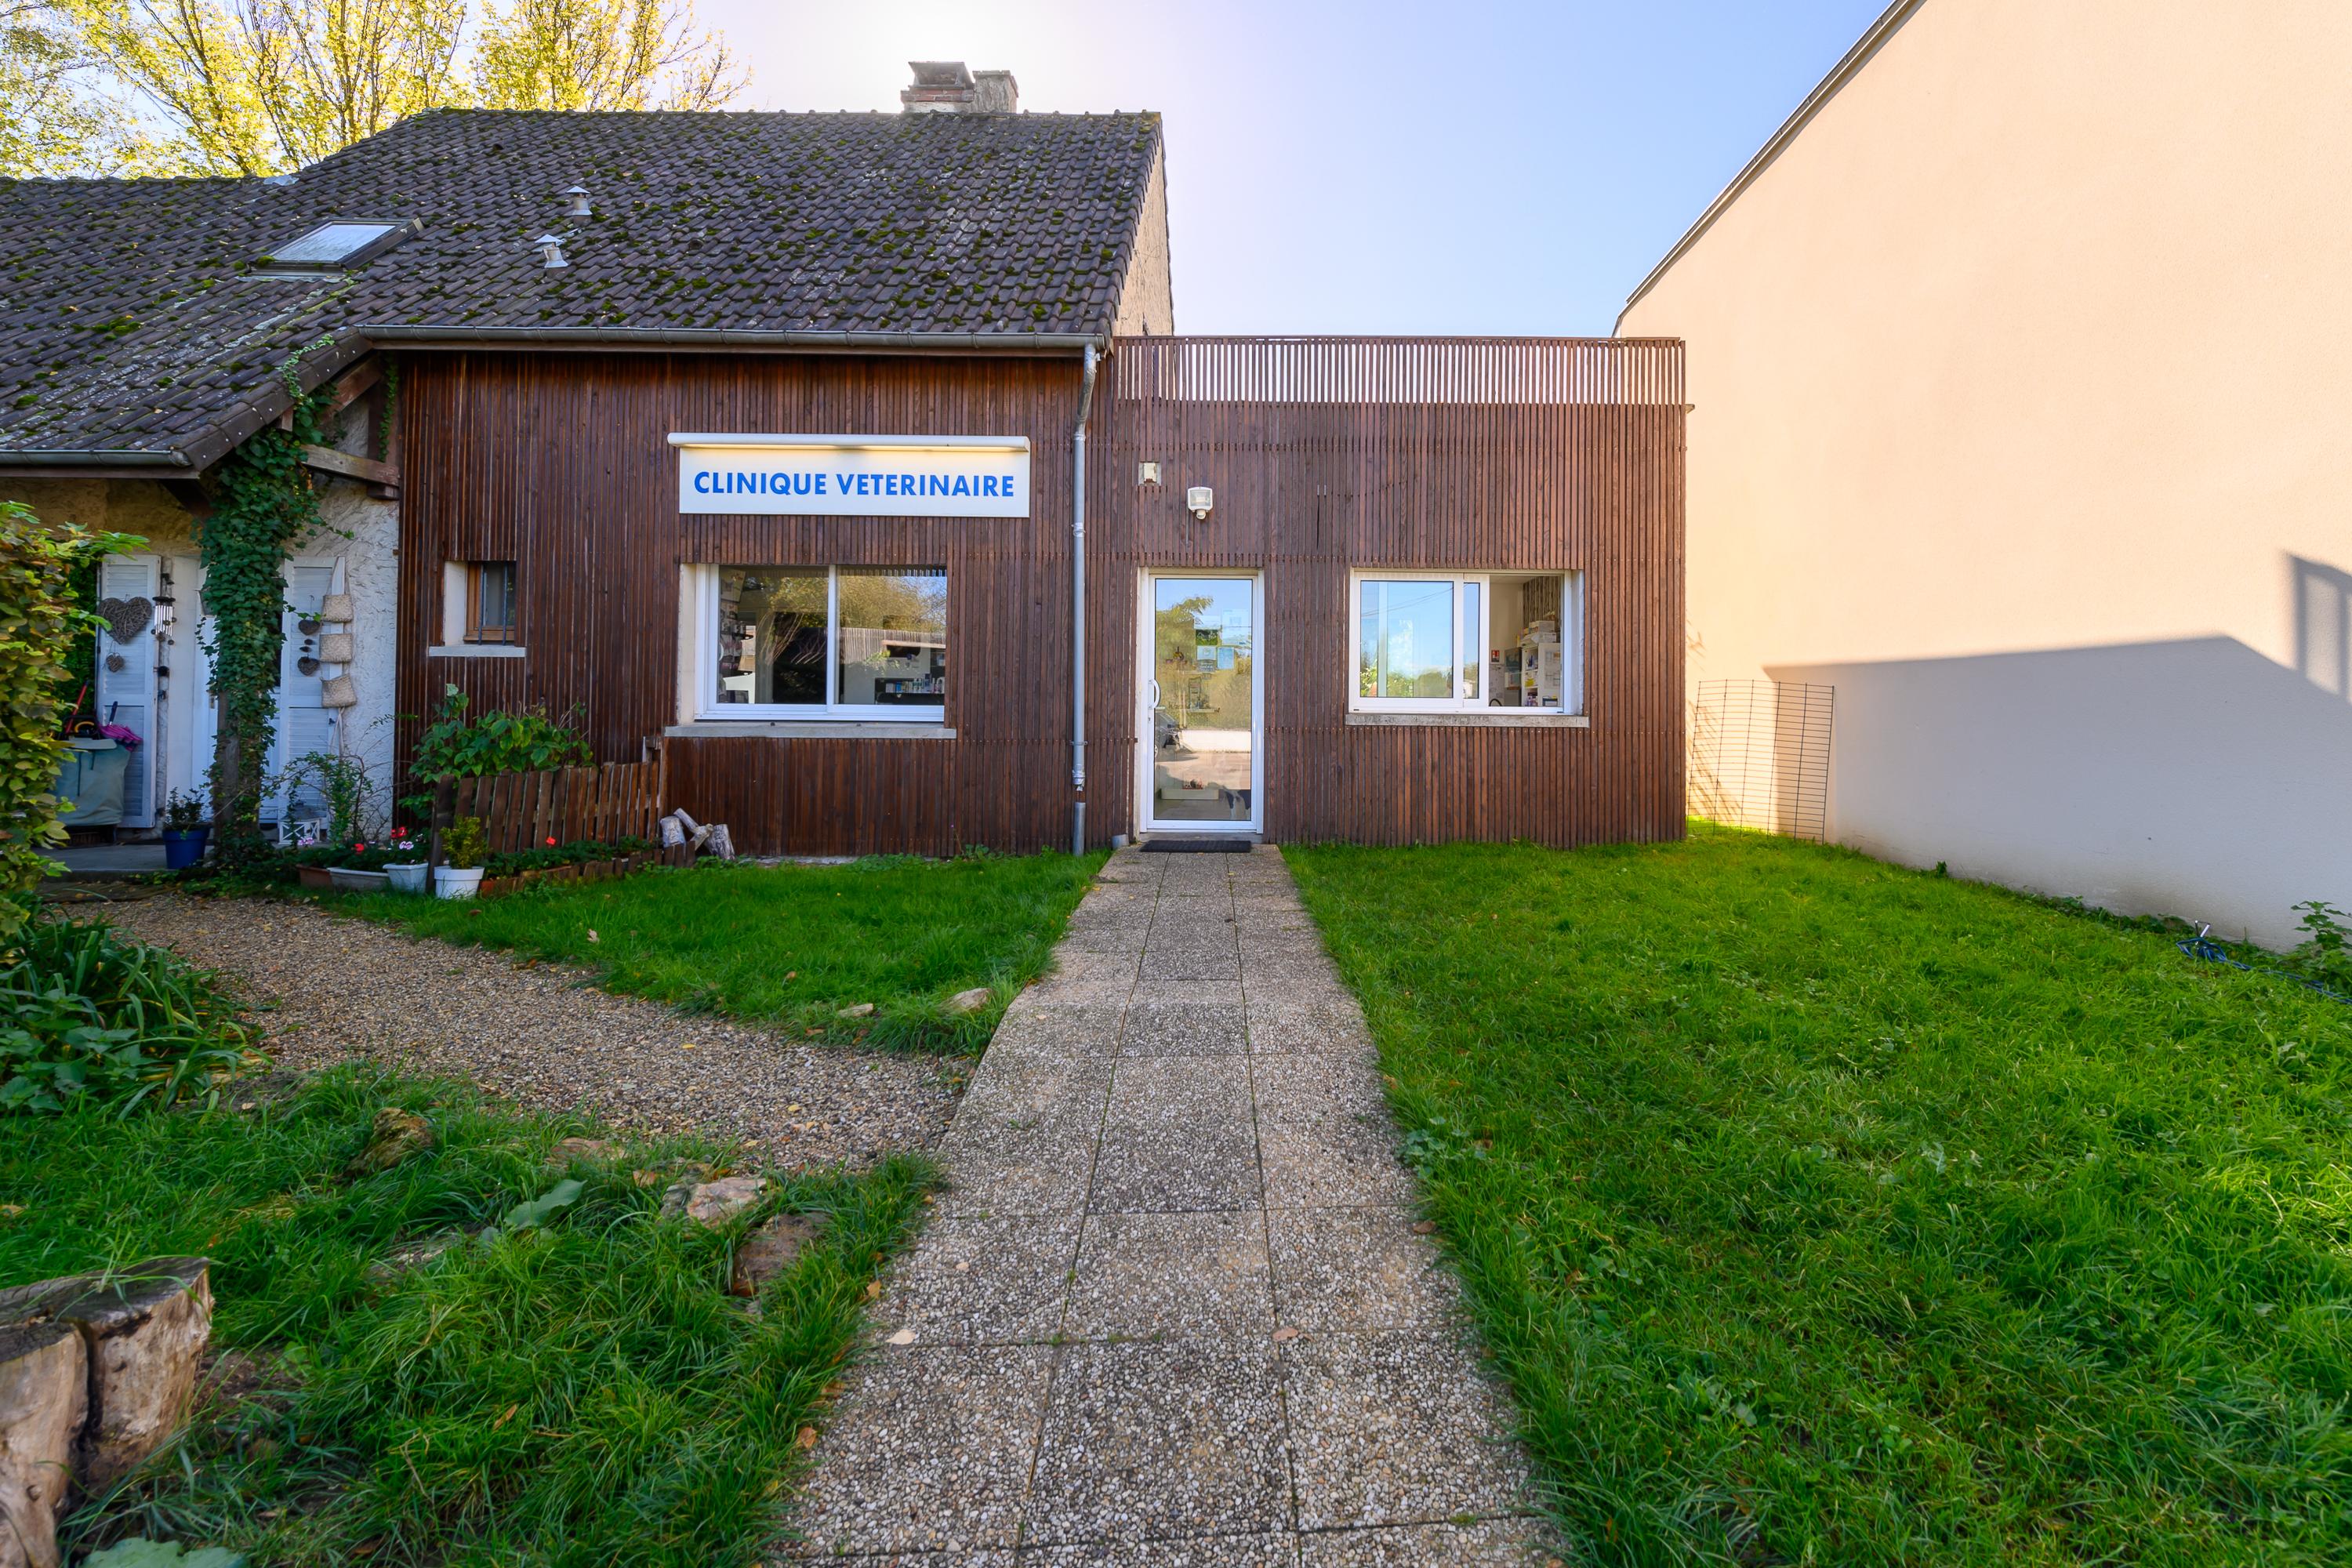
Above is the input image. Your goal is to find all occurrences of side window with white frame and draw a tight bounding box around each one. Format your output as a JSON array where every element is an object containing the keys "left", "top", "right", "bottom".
[
  {"left": 1349, "top": 569, "right": 1583, "bottom": 715},
  {"left": 696, "top": 564, "right": 948, "bottom": 720}
]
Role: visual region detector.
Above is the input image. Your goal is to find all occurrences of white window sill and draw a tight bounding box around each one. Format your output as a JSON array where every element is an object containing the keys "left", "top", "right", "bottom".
[
  {"left": 667, "top": 720, "right": 957, "bottom": 740},
  {"left": 429, "top": 644, "right": 525, "bottom": 659},
  {"left": 1345, "top": 710, "right": 1589, "bottom": 728}
]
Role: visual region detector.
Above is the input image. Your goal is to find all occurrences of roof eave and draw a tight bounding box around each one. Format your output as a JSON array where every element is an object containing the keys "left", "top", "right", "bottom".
[
  {"left": 0, "top": 329, "right": 375, "bottom": 477},
  {"left": 358, "top": 325, "right": 1110, "bottom": 355},
  {"left": 1614, "top": 0, "right": 1929, "bottom": 330}
]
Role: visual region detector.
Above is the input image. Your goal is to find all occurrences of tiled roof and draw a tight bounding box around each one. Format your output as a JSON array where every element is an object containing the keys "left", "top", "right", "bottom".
[{"left": 0, "top": 107, "right": 1163, "bottom": 465}]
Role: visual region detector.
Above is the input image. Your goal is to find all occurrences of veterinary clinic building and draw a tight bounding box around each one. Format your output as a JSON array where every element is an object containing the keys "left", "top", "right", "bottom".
[{"left": 2, "top": 65, "right": 1685, "bottom": 856}]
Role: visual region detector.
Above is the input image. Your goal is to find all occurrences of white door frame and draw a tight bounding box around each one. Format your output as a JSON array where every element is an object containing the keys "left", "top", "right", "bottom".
[{"left": 1135, "top": 568, "right": 1265, "bottom": 836}]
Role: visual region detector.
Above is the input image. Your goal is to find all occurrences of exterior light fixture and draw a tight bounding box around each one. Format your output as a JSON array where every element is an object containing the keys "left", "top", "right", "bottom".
[
  {"left": 564, "top": 185, "right": 592, "bottom": 217},
  {"left": 1185, "top": 485, "right": 1214, "bottom": 521},
  {"left": 535, "top": 233, "right": 569, "bottom": 268}
]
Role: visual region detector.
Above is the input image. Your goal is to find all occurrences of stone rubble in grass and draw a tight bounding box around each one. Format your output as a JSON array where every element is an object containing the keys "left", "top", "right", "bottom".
[
  {"left": 343, "top": 1107, "right": 433, "bottom": 1178},
  {"left": 665, "top": 1175, "right": 767, "bottom": 1227},
  {"left": 543, "top": 1136, "right": 622, "bottom": 1168},
  {"left": 365, "top": 1230, "right": 467, "bottom": 1283},
  {"left": 837, "top": 1002, "right": 876, "bottom": 1019},
  {"left": 731, "top": 1212, "right": 832, "bottom": 1297},
  {"left": 635, "top": 1160, "right": 713, "bottom": 1192},
  {"left": 943, "top": 987, "right": 991, "bottom": 1015}
]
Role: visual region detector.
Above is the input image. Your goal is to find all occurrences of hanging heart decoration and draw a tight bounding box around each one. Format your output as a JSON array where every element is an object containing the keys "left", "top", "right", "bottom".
[
  {"left": 98, "top": 596, "right": 154, "bottom": 643},
  {"left": 104, "top": 653, "right": 126, "bottom": 673},
  {"left": 297, "top": 655, "right": 321, "bottom": 676}
]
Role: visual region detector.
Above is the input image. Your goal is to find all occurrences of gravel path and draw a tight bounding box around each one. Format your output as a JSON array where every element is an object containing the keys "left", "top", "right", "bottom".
[{"left": 101, "top": 893, "right": 960, "bottom": 1168}]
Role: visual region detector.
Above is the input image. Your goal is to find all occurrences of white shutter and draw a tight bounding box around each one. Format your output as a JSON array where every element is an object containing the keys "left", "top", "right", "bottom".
[
  {"left": 94, "top": 555, "right": 161, "bottom": 828},
  {"left": 267, "top": 561, "right": 340, "bottom": 827}
]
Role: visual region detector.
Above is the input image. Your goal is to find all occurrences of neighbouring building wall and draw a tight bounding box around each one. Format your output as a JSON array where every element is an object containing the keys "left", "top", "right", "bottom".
[
  {"left": 1113, "top": 146, "right": 1177, "bottom": 336},
  {"left": 1618, "top": 0, "right": 2352, "bottom": 946}
]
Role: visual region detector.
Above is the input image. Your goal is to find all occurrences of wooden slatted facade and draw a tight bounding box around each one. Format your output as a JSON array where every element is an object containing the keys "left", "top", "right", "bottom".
[{"left": 394, "top": 337, "right": 1682, "bottom": 855}]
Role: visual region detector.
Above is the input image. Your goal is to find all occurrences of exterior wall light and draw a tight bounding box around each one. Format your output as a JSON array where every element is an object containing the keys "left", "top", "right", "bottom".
[{"left": 1186, "top": 485, "right": 1214, "bottom": 521}]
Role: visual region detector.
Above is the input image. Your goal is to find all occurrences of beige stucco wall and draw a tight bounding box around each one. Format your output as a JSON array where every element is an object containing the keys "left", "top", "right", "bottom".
[
  {"left": 1620, "top": 0, "right": 2352, "bottom": 946},
  {"left": 4, "top": 477, "right": 199, "bottom": 553}
]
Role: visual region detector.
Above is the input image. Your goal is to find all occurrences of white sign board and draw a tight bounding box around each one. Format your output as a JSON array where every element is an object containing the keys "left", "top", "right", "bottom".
[{"left": 669, "top": 434, "right": 1030, "bottom": 517}]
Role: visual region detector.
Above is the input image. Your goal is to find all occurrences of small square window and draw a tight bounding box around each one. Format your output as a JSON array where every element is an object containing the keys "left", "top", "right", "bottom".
[{"left": 464, "top": 562, "right": 518, "bottom": 644}]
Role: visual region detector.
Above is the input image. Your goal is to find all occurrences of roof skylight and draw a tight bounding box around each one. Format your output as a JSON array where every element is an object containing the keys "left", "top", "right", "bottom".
[{"left": 261, "top": 221, "right": 408, "bottom": 269}]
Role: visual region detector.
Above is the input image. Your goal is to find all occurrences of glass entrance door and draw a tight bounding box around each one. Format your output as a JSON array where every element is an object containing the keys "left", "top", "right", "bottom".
[{"left": 1142, "top": 574, "right": 1260, "bottom": 832}]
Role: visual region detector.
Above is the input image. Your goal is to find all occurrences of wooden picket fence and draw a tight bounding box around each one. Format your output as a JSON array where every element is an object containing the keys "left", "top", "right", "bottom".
[{"left": 445, "top": 755, "right": 666, "bottom": 854}]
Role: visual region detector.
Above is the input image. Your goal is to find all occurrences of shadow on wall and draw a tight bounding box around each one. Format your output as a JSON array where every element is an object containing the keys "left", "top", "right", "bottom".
[
  {"left": 2293, "top": 555, "right": 2352, "bottom": 699},
  {"left": 1768, "top": 636, "right": 2352, "bottom": 949}
]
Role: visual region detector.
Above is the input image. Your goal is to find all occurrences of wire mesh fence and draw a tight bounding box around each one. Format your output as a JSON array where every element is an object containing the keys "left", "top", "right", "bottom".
[{"left": 1688, "top": 679, "right": 1835, "bottom": 840}]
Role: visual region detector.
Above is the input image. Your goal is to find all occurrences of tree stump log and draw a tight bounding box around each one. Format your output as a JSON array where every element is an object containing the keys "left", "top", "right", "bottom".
[
  {"left": 0, "top": 1321, "right": 85, "bottom": 1568},
  {"left": 0, "top": 1258, "right": 212, "bottom": 1496}
]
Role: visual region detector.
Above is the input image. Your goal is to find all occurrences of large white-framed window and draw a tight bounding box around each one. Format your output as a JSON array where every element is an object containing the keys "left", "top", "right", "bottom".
[
  {"left": 692, "top": 564, "right": 948, "bottom": 721},
  {"left": 1349, "top": 569, "right": 1584, "bottom": 715}
]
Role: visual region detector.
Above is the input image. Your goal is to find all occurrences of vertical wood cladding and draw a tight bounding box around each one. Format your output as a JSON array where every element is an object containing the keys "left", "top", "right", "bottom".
[
  {"left": 1097, "top": 337, "right": 1686, "bottom": 848},
  {"left": 397, "top": 338, "right": 1682, "bottom": 855}
]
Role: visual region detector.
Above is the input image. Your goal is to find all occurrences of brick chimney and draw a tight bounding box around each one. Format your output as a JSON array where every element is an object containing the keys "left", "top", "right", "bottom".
[{"left": 901, "top": 61, "right": 1019, "bottom": 114}]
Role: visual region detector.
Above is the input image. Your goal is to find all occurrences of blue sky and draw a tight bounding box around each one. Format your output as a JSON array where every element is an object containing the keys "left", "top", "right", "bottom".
[{"left": 706, "top": 0, "right": 1891, "bottom": 336}]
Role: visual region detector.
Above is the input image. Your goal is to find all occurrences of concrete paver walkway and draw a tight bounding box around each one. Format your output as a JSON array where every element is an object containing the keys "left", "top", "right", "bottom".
[{"left": 786, "top": 846, "right": 1553, "bottom": 1566}]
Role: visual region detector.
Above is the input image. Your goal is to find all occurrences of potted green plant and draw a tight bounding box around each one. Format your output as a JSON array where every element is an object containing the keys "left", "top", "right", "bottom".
[
  {"left": 383, "top": 824, "right": 430, "bottom": 894},
  {"left": 159, "top": 789, "right": 210, "bottom": 869},
  {"left": 434, "top": 816, "right": 489, "bottom": 898}
]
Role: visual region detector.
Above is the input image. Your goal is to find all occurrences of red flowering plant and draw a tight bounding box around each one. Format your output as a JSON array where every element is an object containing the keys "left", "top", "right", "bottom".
[
  {"left": 333, "top": 826, "right": 427, "bottom": 872},
  {"left": 481, "top": 835, "right": 657, "bottom": 878}
]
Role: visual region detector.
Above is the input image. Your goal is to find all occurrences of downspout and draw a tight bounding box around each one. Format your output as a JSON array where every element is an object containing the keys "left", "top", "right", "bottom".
[{"left": 1070, "top": 341, "right": 1100, "bottom": 854}]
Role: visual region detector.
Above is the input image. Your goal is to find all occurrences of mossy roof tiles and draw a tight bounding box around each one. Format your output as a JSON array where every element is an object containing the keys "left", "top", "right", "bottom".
[{"left": 0, "top": 107, "right": 1162, "bottom": 463}]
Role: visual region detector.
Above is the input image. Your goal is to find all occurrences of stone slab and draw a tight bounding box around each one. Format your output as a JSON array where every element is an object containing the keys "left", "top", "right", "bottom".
[
  {"left": 1023, "top": 1341, "right": 1292, "bottom": 1544},
  {"left": 1064, "top": 1210, "right": 1272, "bottom": 1341}
]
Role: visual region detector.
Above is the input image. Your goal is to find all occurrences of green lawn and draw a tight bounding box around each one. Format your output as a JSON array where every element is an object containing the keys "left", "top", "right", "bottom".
[
  {"left": 341, "top": 850, "right": 1108, "bottom": 1051},
  {"left": 1287, "top": 826, "right": 2352, "bottom": 1566},
  {"left": 2, "top": 1068, "right": 931, "bottom": 1566}
]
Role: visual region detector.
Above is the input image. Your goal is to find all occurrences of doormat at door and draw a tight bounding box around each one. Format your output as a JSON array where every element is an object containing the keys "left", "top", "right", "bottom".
[{"left": 1141, "top": 837, "right": 1254, "bottom": 853}]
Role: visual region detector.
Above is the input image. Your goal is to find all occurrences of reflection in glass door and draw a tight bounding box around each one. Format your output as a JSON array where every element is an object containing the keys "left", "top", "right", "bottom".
[{"left": 1142, "top": 575, "right": 1259, "bottom": 830}]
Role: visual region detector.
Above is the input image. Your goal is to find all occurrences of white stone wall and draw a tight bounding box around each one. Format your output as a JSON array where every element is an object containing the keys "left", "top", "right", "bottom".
[{"left": 303, "top": 419, "right": 402, "bottom": 830}]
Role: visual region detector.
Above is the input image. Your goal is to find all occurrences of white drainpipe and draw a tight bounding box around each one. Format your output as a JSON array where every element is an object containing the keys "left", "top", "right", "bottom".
[{"left": 1071, "top": 342, "right": 1100, "bottom": 854}]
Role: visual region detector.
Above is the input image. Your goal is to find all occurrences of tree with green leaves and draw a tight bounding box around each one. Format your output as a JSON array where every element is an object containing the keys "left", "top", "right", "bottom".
[
  {"left": 0, "top": 0, "right": 154, "bottom": 174},
  {"left": 473, "top": 0, "right": 740, "bottom": 115},
  {"left": 13, "top": 0, "right": 745, "bottom": 178},
  {"left": 0, "top": 501, "right": 137, "bottom": 949}
]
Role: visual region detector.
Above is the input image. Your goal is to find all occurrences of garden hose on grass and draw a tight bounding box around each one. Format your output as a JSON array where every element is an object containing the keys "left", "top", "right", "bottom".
[{"left": 2177, "top": 924, "right": 2352, "bottom": 1006}]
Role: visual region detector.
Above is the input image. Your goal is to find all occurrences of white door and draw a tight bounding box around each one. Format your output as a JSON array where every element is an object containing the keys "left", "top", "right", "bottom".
[
  {"left": 94, "top": 554, "right": 160, "bottom": 828},
  {"left": 175, "top": 556, "right": 216, "bottom": 811},
  {"left": 267, "top": 561, "right": 341, "bottom": 826},
  {"left": 1137, "top": 572, "right": 1263, "bottom": 834}
]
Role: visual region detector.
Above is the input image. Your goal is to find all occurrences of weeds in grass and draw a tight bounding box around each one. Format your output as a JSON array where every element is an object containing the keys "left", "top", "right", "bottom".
[
  {"left": 341, "top": 851, "right": 1106, "bottom": 1052},
  {"left": 0, "top": 916, "right": 259, "bottom": 1115},
  {"left": 2282, "top": 899, "right": 2352, "bottom": 993},
  {"left": 0, "top": 1067, "right": 932, "bottom": 1566},
  {"left": 1290, "top": 826, "right": 2352, "bottom": 1566}
]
